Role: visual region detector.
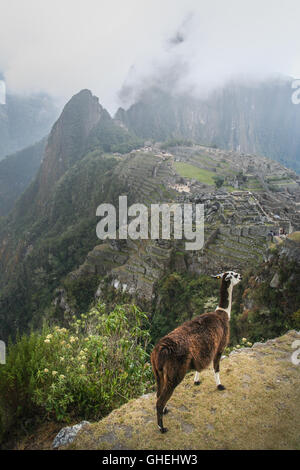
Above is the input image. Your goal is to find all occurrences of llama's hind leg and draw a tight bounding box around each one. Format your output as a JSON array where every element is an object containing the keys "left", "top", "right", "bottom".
[
  {"left": 213, "top": 352, "right": 225, "bottom": 390},
  {"left": 156, "top": 384, "right": 174, "bottom": 433},
  {"left": 156, "top": 368, "right": 186, "bottom": 433}
]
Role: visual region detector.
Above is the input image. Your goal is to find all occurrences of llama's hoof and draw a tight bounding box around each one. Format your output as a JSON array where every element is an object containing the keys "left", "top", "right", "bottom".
[
  {"left": 159, "top": 426, "right": 168, "bottom": 433},
  {"left": 194, "top": 381, "right": 201, "bottom": 386},
  {"left": 163, "top": 407, "right": 169, "bottom": 415},
  {"left": 217, "top": 384, "right": 226, "bottom": 391}
]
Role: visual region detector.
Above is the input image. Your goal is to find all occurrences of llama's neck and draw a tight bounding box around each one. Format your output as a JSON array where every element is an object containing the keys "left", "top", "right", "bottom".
[{"left": 216, "top": 282, "right": 233, "bottom": 319}]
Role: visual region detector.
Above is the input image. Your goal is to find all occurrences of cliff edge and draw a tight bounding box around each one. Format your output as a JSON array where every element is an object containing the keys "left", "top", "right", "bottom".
[{"left": 66, "top": 330, "right": 300, "bottom": 450}]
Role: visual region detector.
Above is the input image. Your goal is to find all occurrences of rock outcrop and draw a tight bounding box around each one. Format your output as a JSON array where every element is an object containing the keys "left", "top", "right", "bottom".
[
  {"left": 52, "top": 421, "right": 90, "bottom": 449},
  {"left": 28, "top": 89, "right": 104, "bottom": 209}
]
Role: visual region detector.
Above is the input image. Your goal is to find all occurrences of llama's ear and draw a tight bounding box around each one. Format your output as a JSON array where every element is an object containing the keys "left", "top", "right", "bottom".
[{"left": 211, "top": 274, "right": 222, "bottom": 279}]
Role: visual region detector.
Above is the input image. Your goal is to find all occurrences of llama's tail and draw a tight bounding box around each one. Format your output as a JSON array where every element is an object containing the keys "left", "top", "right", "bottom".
[
  {"left": 151, "top": 344, "right": 171, "bottom": 396},
  {"left": 151, "top": 344, "right": 171, "bottom": 371}
]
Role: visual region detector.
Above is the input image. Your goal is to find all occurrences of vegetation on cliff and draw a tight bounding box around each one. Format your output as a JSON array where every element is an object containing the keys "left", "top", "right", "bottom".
[
  {"left": 0, "top": 303, "right": 152, "bottom": 446},
  {"left": 0, "top": 138, "right": 46, "bottom": 216},
  {"left": 232, "top": 235, "right": 300, "bottom": 342}
]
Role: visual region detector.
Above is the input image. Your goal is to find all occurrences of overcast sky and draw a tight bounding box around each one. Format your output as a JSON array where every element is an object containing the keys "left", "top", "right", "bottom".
[{"left": 0, "top": 0, "right": 300, "bottom": 113}]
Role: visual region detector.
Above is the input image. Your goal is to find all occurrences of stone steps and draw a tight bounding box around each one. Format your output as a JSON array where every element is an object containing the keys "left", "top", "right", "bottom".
[
  {"left": 205, "top": 247, "right": 250, "bottom": 264},
  {"left": 214, "top": 238, "right": 264, "bottom": 257},
  {"left": 207, "top": 243, "right": 259, "bottom": 261}
]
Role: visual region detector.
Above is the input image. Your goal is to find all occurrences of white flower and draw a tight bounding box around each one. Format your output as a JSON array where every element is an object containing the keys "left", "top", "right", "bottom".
[
  {"left": 52, "top": 370, "right": 58, "bottom": 376},
  {"left": 70, "top": 336, "right": 78, "bottom": 343}
]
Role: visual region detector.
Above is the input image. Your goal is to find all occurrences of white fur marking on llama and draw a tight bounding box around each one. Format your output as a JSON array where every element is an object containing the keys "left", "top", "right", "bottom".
[{"left": 214, "top": 371, "right": 221, "bottom": 386}]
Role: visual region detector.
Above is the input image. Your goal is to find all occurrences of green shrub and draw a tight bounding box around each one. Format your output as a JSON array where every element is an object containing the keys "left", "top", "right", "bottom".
[
  {"left": 213, "top": 175, "right": 225, "bottom": 188},
  {"left": 0, "top": 303, "right": 153, "bottom": 444},
  {"left": 292, "top": 309, "right": 300, "bottom": 329},
  {"left": 231, "top": 255, "right": 300, "bottom": 343}
]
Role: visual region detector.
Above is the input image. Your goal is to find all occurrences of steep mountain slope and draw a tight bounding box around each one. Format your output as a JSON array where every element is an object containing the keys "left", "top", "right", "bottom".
[
  {"left": 0, "top": 88, "right": 300, "bottom": 451},
  {"left": 1, "top": 88, "right": 300, "bottom": 344},
  {"left": 115, "top": 78, "right": 300, "bottom": 173},
  {"left": 66, "top": 330, "right": 300, "bottom": 450},
  {"left": 0, "top": 90, "right": 142, "bottom": 340},
  {"left": 0, "top": 138, "right": 46, "bottom": 216},
  {"left": 63, "top": 142, "right": 300, "bottom": 308},
  {"left": 0, "top": 91, "right": 58, "bottom": 160},
  {"left": 233, "top": 232, "right": 300, "bottom": 341}
]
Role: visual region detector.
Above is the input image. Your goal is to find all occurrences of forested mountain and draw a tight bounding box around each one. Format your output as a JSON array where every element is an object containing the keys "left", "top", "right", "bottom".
[
  {"left": 0, "top": 138, "right": 46, "bottom": 216},
  {"left": 0, "top": 87, "right": 300, "bottom": 449},
  {"left": 0, "top": 89, "right": 142, "bottom": 340},
  {"left": 0, "top": 87, "right": 299, "bottom": 343},
  {"left": 115, "top": 78, "right": 300, "bottom": 173}
]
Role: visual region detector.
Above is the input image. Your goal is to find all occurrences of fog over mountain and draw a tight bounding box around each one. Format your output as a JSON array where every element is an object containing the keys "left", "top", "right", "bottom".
[
  {"left": 0, "top": 75, "right": 58, "bottom": 160},
  {"left": 0, "top": 0, "right": 300, "bottom": 112},
  {"left": 1, "top": 3, "right": 300, "bottom": 449}
]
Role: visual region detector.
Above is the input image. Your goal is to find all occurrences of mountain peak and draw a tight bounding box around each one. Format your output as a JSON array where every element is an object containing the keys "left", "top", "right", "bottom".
[{"left": 35, "top": 90, "right": 106, "bottom": 204}]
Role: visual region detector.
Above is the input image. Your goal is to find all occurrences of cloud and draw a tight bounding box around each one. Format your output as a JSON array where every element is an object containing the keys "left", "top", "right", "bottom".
[{"left": 0, "top": 0, "right": 300, "bottom": 113}]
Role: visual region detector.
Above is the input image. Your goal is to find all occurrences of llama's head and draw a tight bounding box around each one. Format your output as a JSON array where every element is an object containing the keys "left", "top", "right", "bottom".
[{"left": 212, "top": 271, "right": 242, "bottom": 287}]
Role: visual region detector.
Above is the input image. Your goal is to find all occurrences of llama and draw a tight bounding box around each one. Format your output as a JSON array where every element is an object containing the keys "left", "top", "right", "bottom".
[{"left": 151, "top": 271, "right": 242, "bottom": 433}]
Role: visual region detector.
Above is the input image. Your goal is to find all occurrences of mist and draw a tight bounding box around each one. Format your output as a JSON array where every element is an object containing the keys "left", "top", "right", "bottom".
[{"left": 0, "top": 0, "right": 300, "bottom": 113}]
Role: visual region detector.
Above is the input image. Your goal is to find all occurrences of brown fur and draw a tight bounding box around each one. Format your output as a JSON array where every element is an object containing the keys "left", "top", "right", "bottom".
[
  {"left": 150, "top": 273, "right": 240, "bottom": 433},
  {"left": 151, "top": 309, "right": 229, "bottom": 432}
]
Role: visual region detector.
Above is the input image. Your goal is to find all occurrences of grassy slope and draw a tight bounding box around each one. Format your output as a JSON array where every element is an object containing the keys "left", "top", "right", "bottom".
[
  {"left": 68, "top": 330, "right": 300, "bottom": 450},
  {"left": 174, "top": 162, "right": 215, "bottom": 185}
]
